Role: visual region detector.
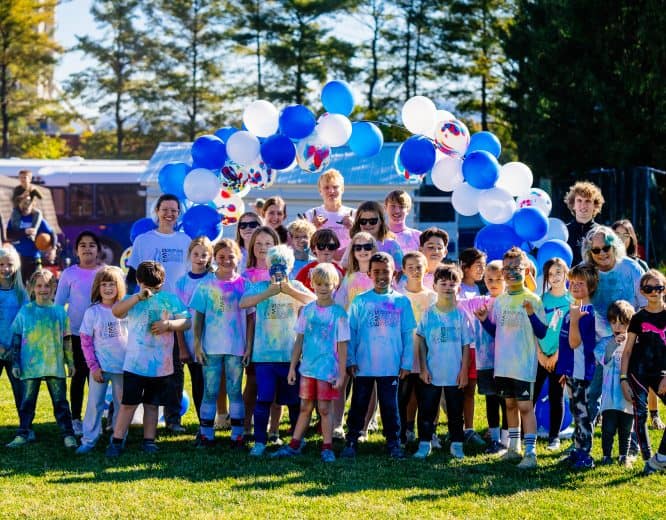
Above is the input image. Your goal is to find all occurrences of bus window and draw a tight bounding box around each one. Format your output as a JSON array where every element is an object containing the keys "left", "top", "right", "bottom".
[
  {"left": 51, "top": 187, "right": 66, "bottom": 217},
  {"left": 95, "top": 183, "right": 145, "bottom": 220},
  {"left": 70, "top": 184, "right": 93, "bottom": 217}
]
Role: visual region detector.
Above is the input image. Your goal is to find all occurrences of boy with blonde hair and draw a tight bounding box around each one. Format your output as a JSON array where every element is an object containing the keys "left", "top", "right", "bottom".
[{"left": 384, "top": 190, "right": 421, "bottom": 253}]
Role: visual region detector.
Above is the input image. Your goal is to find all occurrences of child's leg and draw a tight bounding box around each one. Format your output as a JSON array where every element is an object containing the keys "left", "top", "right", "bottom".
[
  {"left": 650, "top": 381, "right": 666, "bottom": 457},
  {"left": 69, "top": 335, "right": 89, "bottom": 422},
  {"left": 547, "top": 371, "right": 565, "bottom": 441},
  {"left": 617, "top": 412, "right": 634, "bottom": 457},
  {"left": 346, "top": 377, "right": 375, "bottom": 445},
  {"left": 80, "top": 373, "right": 109, "bottom": 446},
  {"left": 164, "top": 342, "right": 185, "bottom": 428},
  {"left": 416, "top": 380, "right": 441, "bottom": 442},
  {"left": 112, "top": 404, "right": 139, "bottom": 440},
  {"left": 45, "top": 377, "right": 74, "bottom": 437},
  {"left": 269, "top": 403, "right": 283, "bottom": 437},
  {"left": 398, "top": 374, "right": 417, "bottom": 443},
  {"left": 463, "top": 378, "right": 477, "bottom": 430},
  {"left": 586, "top": 362, "right": 603, "bottom": 425},
  {"left": 406, "top": 388, "right": 418, "bottom": 430},
  {"left": 254, "top": 363, "right": 278, "bottom": 445},
  {"left": 274, "top": 363, "right": 300, "bottom": 433},
  {"left": 375, "top": 376, "right": 401, "bottom": 448},
  {"left": 318, "top": 400, "right": 334, "bottom": 446},
  {"left": 601, "top": 410, "right": 617, "bottom": 457},
  {"left": 291, "top": 398, "right": 315, "bottom": 442},
  {"left": 224, "top": 355, "right": 245, "bottom": 440},
  {"left": 332, "top": 372, "right": 350, "bottom": 431},
  {"left": 18, "top": 378, "right": 41, "bottom": 437},
  {"left": 0, "top": 361, "right": 22, "bottom": 418},
  {"left": 648, "top": 388, "right": 659, "bottom": 418},
  {"left": 187, "top": 362, "right": 204, "bottom": 421},
  {"left": 200, "top": 355, "right": 224, "bottom": 440},
  {"left": 109, "top": 373, "right": 124, "bottom": 431},
  {"left": 216, "top": 369, "right": 228, "bottom": 416},
  {"left": 567, "top": 378, "right": 592, "bottom": 453},
  {"left": 143, "top": 404, "right": 159, "bottom": 440},
  {"left": 443, "top": 386, "right": 465, "bottom": 443},
  {"left": 243, "top": 366, "right": 257, "bottom": 434},
  {"left": 629, "top": 374, "right": 652, "bottom": 460}
]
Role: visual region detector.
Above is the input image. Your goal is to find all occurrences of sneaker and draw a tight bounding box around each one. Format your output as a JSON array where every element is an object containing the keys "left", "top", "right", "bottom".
[
  {"left": 249, "top": 442, "right": 266, "bottom": 457},
  {"left": 214, "top": 414, "right": 231, "bottom": 430},
  {"left": 501, "top": 449, "right": 523, "bottom": 462},
  {"left": 271, "top": 445, "right": 301, "bottom": 458},
  {"left": 321, "top": 449, "right": 336, "bottom": 463},
  {"left": 332, "top": 427, "right": 345, "bottom": 440},
  {"left": 268, "top": 433, "right": 283, "bottom": 446},
  {"left": 389, "top": 445, "right": 405, "bottom": 459},
  {"left": 27, "top": 430, "right": 36, "bottom": 442},
  {"left": 413, "top": 441, "right": 432, "bottom": 459},
  {"left": 600, "top": 455, "right": 614, "bottom": 465},
  {"left": 142, "top": 441, "right": 159, "bottom": 454},
  {"left": 618, "top": 455, "right": 633, "bottom": 468},
  {"left": 357, "top": 431, "right": 369, "bottom": 443},
  {"left": 64, "top": 435, "right": 78, "bottom": 449},
  {"left": 6, "top": 435, "right": 28, "bottom": 448},
  {"left": 572, "top": 452, "right": 595, "bottom": 469},
  {"left": 167, "top": 423, "right": 186, "bottom": 434},
  {"left": 547, "top": 438, "right": 561, "bottom": 451},
  {"left": 105, "top": 442, "right": 124, "bottom": 458},
  {"left": 405, "top": 429, "right": 417, "bottom": 443},
  {"left": 450, "top": 442, "right": 465, "bottom": 459},
  {"left": 485, "top": 440, "right": 507, "bottom": 455},
  {"left": 464, "top": 430, "right": 486, "bottom": 448},
  {"left": 430, "top": 434, "right": 442, "bottom": 450},
  {"left": 643, "top": 455, "right": 666, "bottom": 475},
  {"left": 561, "top": 448, "right": 580, "bottom": 465},
  {"left": 626, "top": 448, "right": 639, "bottom": 462},
  {"left": 72, "top": 419, "right": 83, "bottom": 437},
  {"left": 367, "top": 418, "right": 379, "bottom": 432},
  {"left": 517, "top": 453, "right": 538, "bottom": 469},
  {"left": 193, "top": 433, "right": 215, "bottom": 448},
  {"left": 340, "top": 444, "right": 356, "bottom": 459},
  {"left": 650, "top": 415, "right": 666, "bottom": 431},
  {"left": 76, "top": 443, "right": 95, "bottom": 455}
]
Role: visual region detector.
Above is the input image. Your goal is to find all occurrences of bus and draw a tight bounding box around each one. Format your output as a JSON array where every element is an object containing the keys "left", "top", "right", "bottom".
[{"left": 0, "top": 158, "right": 147, "bottom": 265}]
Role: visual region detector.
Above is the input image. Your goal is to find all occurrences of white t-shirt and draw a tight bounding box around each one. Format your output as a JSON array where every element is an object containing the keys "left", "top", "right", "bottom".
[
  {"left": 305, "top": 205, "right": 356, "bottom": 250},
  {"left": 55, "top": 265, "right": 102, "bottom": 335},
  {"left": 79, "top": 304, "right": 128, "bottom": 374}
]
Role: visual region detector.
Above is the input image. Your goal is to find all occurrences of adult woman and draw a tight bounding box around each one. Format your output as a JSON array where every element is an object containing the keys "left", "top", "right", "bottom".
[{"left": 612, "top": 219, "right": 648, "bottom": 272}]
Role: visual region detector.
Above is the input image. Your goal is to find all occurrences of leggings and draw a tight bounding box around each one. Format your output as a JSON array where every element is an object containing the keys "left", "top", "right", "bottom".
[
  {"left": 601, "top": 409, "right": 633, "bottom": 457},
  {"left": 70, "top": 335, "right": 89, "bottom": 421},
  {"left": 485, "top": 394, "right": 508, "bottom": 430},
  {"left": 533, "top": 364, "right": 564, "bottom": 441},
  {"left": 629, "top": 373, "right": 666, "bottom": 460}
]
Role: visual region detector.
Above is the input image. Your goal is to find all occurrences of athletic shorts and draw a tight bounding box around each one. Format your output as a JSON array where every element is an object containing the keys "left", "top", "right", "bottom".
[
  {"left": 299, "top": 375, "right": 340, "bottom": 401},
  {"left": 476, "top": 369, "right": 497, "bottom": 396},
  {"left": 494, "top": 376, "right": 534, "bottom": 401},
  {"left": 121, "top": 371, "right": 170, "bottom": 406}
]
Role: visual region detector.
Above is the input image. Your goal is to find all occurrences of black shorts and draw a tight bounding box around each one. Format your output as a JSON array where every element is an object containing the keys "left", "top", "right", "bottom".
[
  {"left": 122, "top": 371, "right": 170, "bottom": 406},
  {"left": 476, "top": 369, "right": 497, "bottom": 396},
  {"left": 494, "top": 376, "right": 534, "bottom": 401}
]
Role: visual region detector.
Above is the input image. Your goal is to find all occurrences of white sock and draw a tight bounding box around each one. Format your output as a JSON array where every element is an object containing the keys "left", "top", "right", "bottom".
[
  {"left": 509, "top": 427, "right": 521, "bottom": 452},
  {"left": 501, "top": 429, "right": 509, "bottom": 447}
]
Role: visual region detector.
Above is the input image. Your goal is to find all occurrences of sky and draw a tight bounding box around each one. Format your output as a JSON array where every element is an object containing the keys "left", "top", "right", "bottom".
[{"left": 54, "top": 0, "right": 95, "bottom": 85}]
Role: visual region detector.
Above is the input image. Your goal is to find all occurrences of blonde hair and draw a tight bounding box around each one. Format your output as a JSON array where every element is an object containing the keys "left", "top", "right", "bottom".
[
  {"left": 310, "top": 262, "right": 340, "bottom": 288},
  {"left": 287, "top": 219, "right": 316, "bottom": 238},
  {"left": 90, "top": 266, "right": 126, "bottom": 304},
  {"left": 0, "top": 246, "right": 26, "bottom": 305},
  {"left": 187, "top": 236, "right": 214, "bottom": 271},
  {"left": 384, "top": 190, "right": 412, "bottom": 211},
  {"left": 485, "top": 260, "right": 503, "bottom": 274},
  {"left": 347, "top": 232, "right": 377, "bottom": 274},
  {"left": 317, "top": 168, "right": 344, "bottom": 189},
  {"left": 28, "top": 269, "right": 57, "bottom": 300},
  {"left": 564, "top": 181, "right": 604, "bottom": 217}
]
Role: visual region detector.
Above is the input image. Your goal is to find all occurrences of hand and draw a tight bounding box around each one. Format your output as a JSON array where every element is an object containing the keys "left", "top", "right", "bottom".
[
  {"left": 420, "top": 369, "right": 432, "bottom": 385},
  {"left": 12, "top": 367, "right": 20, "bottom": 379},
  {"left": 179, "top": 350, "right": 192, "bottom": 363},
  {"left": 267, "top": 280, "right": 281, "bottom": 297},
  {"left": 615, "top": 333, "right": 627, "bottom": 345},
  {"left": 287, "top": 368, "right": 297, "bottom": 385},
  {"left": 546, "top": 352, "right": 559, "bottom": 372},
  {"left": 138, "top": 288, "right": 153, "bottom": 301},
  {"left": 456, "top": 369, "right": 468, "bottom": 389},
  {"left": 194, "top": 343, "right": 207, "bottom": 365},
  {"left": 621, "top": 379, "right": 634, "bottom": 402},
  {"left": 522, "top": 300, "right": 535, "bottom": 315},
  {"left": 242, "top": 350, "right": 252, "bottom": 367},
  {"left": 558, "top": 375, "right": 566, "bottom": 388},
  {"left": 473, "top": 305, "right": 489, "bottom": 322},
  {"left": 537, "top": 350, "right": 548, "bottom": 368},
  {"left": 92, "top": 369, "right": 104, "bottom": 384},
  {"left": 569, "top": 302, "right": 589, "bottom": 321},
  {"left": 66, "top": 365, "right": 75, "bottom": 378},
  {"left": 346, "top": 365, "right": 358, "bottom": 377},
  {"left": 25, "top": 227, "right": 36, "bottom": 238},
  {"left": 311, "top": 209, "right": 327, "bottom": 229},
  {"left": 658, "top": 376, "right": 666, "bottom": 396},
  {"left": 332, "top": 377, "right": 344, "bottom": 391},
  {"left": 399, "top": 368, "right": 410, "bottom": 380},
  {"left": 341, "top": 211, "right": 353, "bottom": 230},
  {"left": 151, "top": 310, "right": 171, "bottom": 335},
  {"left": 279, "top": 279, "right": 293, "bottom": 294}
]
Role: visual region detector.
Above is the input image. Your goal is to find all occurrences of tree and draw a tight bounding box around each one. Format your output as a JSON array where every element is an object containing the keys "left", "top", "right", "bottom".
[
  {"left": 65, "top": 0, "right": 149, "bottom": 158},
  {"left": 0, "top": 0, "right": 61, "bottom": 157}
]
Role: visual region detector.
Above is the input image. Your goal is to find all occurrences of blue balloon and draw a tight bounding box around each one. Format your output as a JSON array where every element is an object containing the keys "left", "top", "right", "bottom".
[
  {"left": 279, "top": 105, "right": 316, "bottom": 139},
  {"left": 399, "top": 136, "right": 436, "bottom": 175},
  {"left": 513, "top": 207, "right": 548, "bottom": 242},
  {"left": 191, "top": 135, "right": 227, "bottom": 170},
  {"left": 462, "top": 150, "right": 500, "bottom": 189},
  {"left": 158, "top": 162, "right": 189, "bottom": 200},
  {"left": 474, "top": 224, "right": 521, "bottom": 261},
  {"left": 537, "top": 239, "right": 574, "bottom": 271},
  {"left": 182, "top": 205, "right": 222, "bottom": 241},
  {"left": 260, "top": 134, "right": 296, "bottom": 170},
  {"left": 535, "top": 380, "right": 572, "bottom": 434},
  {"left": 348, "top": 122, "right": 383, "bottom": 158},
  {"left": 467, "top": 131, "right": 502, "bottom": 158},
  {"left": 130, "top": 217, "right": 157, "bottom": 242},
  {"left": 214, "top": 126, "right": 238, "bottom": 143},
  {"left": 321, "top": 80, "right": 355, "bottom": 116}
]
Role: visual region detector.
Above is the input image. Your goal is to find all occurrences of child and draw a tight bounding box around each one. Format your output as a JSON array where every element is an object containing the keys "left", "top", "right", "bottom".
[
  {"left": 260, "top": 196, "right": 289, "bottom": 244},
  {"left": 55, "top": 231, "right": 104, "bottom": 436},
  {"left": 621, "top": 269, "right": 666, "bottom": 475},
  {"left": 419, "top": 227, "right": 449, "bottom": 289},
  {"left": 396, "top": 251, "right": 436, "bottom": 446},
  {"left": 556, "top": 263, "right": 599, "bottom": 469},
  {"left": 598, "top": 300, "right": 635, "bottom": 466},
  {"left": 415, "top": 264, "right": 473, "bottom": 459},
  {"left": 6, "top": 270, "right": 77, "bottom": 449},
  {"left": 295, "top": 228, "right": 345, "bottom": 291},
  {"left": 0, "top": 246, "right": 28, "bottom": 420},
  {"left": 234, "top": 212, "right": 263, "bottom": 274},
  {"left": 273, "top": 263, "right": 350, "bottom": 462},
  {"left": 106, "top": 261, "right": 190, "bottom": 457},
  {"left": 174, "top": 237, "right": 216, "bottom": 424},
  {"left": 535, "top": 258, "right": 572, "bottom": 450},
  {"left": 191, "top": 239, "right": 252, "bottom": 447},
  {"left": 76, "top": 267, "right": 128, "bottom": 454},
  {"left": 344, "top": 201, "right": 403, "bottom": 270},
  {"left": 342, "top": 252, "right": 416, "bottom": 459},
  {"left": 384, "top": 190, "right": 421, "bottom": 253},
  {"left": 240, "top": 245, "right": 315, "bottom": 456},
  {"left": 476, "top": 247, "right": 547, "bottom": 469},
  {"left": 287, "top": 219, "right": 316, "bottom": 277},
  {"left": 244, "top": 225, "right": 279, "bottom": 282}
]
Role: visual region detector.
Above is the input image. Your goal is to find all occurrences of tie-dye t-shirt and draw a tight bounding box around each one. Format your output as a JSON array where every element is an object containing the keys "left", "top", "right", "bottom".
[
  {"left": 295, "top": 302, "right": 350, "bottom": 383},
  {"left": 0, "top": 287, "right": 27, "bottom": 354},
  {"left": 128, "top": 230, "right": 191, "bottom": 294},
  {"left": 392, "top": 227, "right": 421, "bottom": 254},
  {"left": 348, "top": 289, "right": 416, "bottom": 376},
  {"left": 11, "top": 302, "right": 72, "bottom": 379},
  {"left": 335, "top": 272, "right": 374, "bottom": 311},
  {"left": 244, "top": 267, "right": 270, "bottom": 283},
  {"left": 394, "top": 272, "right": 435, "bottom": 292},
  {"left": 490, "top": 289, "right": 546, "bottom": 382},
  {"left": 79, "top": 303, "right": 128, "bottom": 374},
  {"left": 540, "top": 292, "right": 573, "bottom": 356},
  {"left": 122, "top": 291, "right": 189, "bottom": 377},
  {"left": 396, "top": 287, "right": 437, "bottom": 372},
  {"left": 246, "top": 279, "right": 309, "bottom": 363},
  {"left": 54, "top": 264, "right": 102, "bottom": 335},
  {"left": 458, "top": 295, "right": 495, "bottom": 370},
  {"left": 417, "top": 305, "right": 474, "bottom": 386},
  {"left": 189, "top": 275, "right": 250, "bottom": 357},
  {"left": 174, "top": 271, "right": 216, "bottom": 357}
]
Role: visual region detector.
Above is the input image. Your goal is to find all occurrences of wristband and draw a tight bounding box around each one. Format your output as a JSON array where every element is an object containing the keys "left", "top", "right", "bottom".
[{"left": 620, "top": 374, "right": 628, "bottom": 381}]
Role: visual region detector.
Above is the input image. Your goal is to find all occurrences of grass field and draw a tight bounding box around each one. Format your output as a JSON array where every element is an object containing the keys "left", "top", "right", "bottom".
[{"left": 1, "top": 377, "right": 665, "bottom": 519}]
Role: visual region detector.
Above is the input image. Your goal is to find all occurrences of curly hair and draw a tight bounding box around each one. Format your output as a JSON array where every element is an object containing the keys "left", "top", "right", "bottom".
[{"left": 564, "top": 181, "right": 604, "bottom": 217}]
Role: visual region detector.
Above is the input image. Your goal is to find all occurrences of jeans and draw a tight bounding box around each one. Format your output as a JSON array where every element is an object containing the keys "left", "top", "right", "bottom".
[
  {"left": 18, "top": 377, "right": 74, "bottom": 438},
  {"left": 398, "top": 373, "right": 420, "bottom": 442},
  {"left": 629, "top": 374, "right": 666, "bottom": 459},
  {"left": 0, "top": 358, "right": 22, "bottom": 419},
  {"left": 164, "top": 341, "right": 185, "bottom": 426},
  {"left": 601, "top": 409, "right": 633, "bottom": 458},
  {"left": 417, "top": 381, "right": 464, "bottom": 443},
  {"left": 201, "top": 355, "right": 244, "bottom": 440},
  {"left": 565, "top": 377, "right": 592, "bottom": 453},
  {"left": 70, "top": 335, "right": 90, "bottom": 421},
  {"left": 586, "top": 362, "right": 603, "bottom": 424},
  {"left": 347, "top": 376, "right": 400, "bottom": 448},
  {"left": 80, "top": 372, "right": 123, "bottom": 447},
  {"left": 533, "top": 364, "right": 565, "bottom": 441}
]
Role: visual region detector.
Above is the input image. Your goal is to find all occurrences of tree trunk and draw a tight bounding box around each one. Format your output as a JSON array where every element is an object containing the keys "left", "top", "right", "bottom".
[
  {"left": 0, "top": 62, "right": 8, "bottom": 158},
  {"left": 255, "top": 0, "right": 262, "bottom": 98}
]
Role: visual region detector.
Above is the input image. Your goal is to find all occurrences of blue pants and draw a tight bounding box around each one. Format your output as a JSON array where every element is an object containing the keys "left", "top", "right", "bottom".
[
  {"left": 0, "top": 358, "right": 22, "bottom": 419},
  {"left": 200, "top": 355, "right": 244, "bottom": 440},
  {"left": 347, "top": 376, "right": 400, "bottom": 448},
  {"left": 18, "top": 377, "right": 74, "bottom": 438},
  {"left": 253, "top": 362, "right": 300, "bottom": 444}
]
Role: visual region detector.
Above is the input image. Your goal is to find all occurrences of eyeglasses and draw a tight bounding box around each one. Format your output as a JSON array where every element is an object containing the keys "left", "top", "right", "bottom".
[
  {"left": 358, "top": 217, "right": 379, "bottom": 226},
  {"left": 615, "top": 233, "right": 631, "bottom": 239},
  {"left": 641, "top": 285, "right": 665, "bottom": 294},
  {"left": 352, "top": 243, "right": 374, "bottom": 252},
  {"left": 316, "top": 242, "right": 338, "bottom": 251},
  {"left": 502, "top": 265, "right": 525, "bottom": 273},
  {"left": 590, "top": 245, "right": 612, "bottom": 255},
  {"left": 238, "top": 221, "right": 260, "bottom": 230}
]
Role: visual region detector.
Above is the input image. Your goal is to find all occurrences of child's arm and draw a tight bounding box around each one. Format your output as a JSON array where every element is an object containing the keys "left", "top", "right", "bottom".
[
  {"left": 335, "top": 340, "right": 348, "bottom": 390},
  {"left": 280, "top": 280, "right": 316, "bottom": 305},
  {"left": 64, "top": 335, "right": 74, "bottom": 377},
  {"left": 400, "top": 326, "right": 414, "bottom": 378},
  {"left": 417, "top": 335, "right": 431, "bottom": 384},
  {"left": 620, "top": 332, "right": 637, "bottom": 402},
  {"left": 176, "top": 330, "right": 191, "bottom": 363},
  {"left": 80, "top": 333, "right": 103, "bottom": 383},
  {"left": 150, "top": 310, "right": 190, "bottom": 335},
  {"left": 288, "top": 333, "right": 304, "bottom": 385},
  {"left": 568, "top": 304, "right": 589, "bottom": 349},
  {"left": 112, "top": 290, "right": 147, "bottom": 318},
  {"left": 243, "top": 311, "right": 255, "bottom": 366},
  {"left": 523, "top": 300, "right": 547, "bottom": 339},
  {"left": 239, "top": 282, "right": 281, "bottom": 308},
  {"left": 193, "top": 311, "right": 205, "bottom": 364},
  {"left": 457, "top": 344, "right": 470, "bottom": 388},
  {"left": 346, "top": 302, "right": 359, "bottom": 376}
]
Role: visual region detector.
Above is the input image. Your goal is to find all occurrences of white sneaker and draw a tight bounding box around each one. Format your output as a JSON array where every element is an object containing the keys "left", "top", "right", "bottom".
[
  {"left": 332, "top": 427, "right": 345, "bottom": 440},
  {"left": 413, "top": 441, "right": 432, "bottom": 459},
  {"left": 431, "top": 434, "right": 442, "bottom": 449},
  {"left": 72, "top": 419, "right": 83, "bottom": 437},
  {"left": 517, "top": 453, "right": 538, "bottom": 469},
  {"left": 547, "top": 438, "right": 561, "bottom": 451},
  {"left": 367, "top": 418, "right": 379, "bottom": 432},
  {"left": 358, "top": 431, "right": 369, "bottom": 443},
  {"left": 450, "top": 441, "right": 465, "bottom": 459}
]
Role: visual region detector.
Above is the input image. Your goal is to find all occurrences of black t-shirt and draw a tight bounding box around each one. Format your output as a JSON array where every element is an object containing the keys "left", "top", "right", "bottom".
[
  {"left": 628, "top": 309, "right": 666, "bottom": 378},
  {"left": 566, "top": 220, "right": 597, "bottom": 266}
]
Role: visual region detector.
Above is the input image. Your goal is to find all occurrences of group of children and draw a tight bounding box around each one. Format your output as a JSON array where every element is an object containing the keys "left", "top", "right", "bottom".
[{"left": 1, "top": 170, "right": 665, "bottom": 475}]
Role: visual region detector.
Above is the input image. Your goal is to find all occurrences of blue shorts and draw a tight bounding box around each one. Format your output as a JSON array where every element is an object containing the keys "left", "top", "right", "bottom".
[{"left": 254, "top": 362, "right": 300, "bottom": 405}]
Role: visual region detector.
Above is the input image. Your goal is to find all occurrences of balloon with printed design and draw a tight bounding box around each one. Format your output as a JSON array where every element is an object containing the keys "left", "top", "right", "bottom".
[
  {"left": 518, "top": 187, "right": 552, "bottom": 216},
  {"left": 295, "top": 133, "right": 332, "bottom": 173},
  {"left": 434, "top": 119, "right": 470, "bottom": 156}
]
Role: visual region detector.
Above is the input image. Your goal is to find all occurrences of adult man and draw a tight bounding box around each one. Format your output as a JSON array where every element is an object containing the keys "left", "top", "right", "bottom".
[{"left": 564, "top": 181, "right": 604, "bottom": 265}]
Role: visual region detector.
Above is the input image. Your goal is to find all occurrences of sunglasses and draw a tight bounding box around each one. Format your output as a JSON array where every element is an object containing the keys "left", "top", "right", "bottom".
[
  {"left": 641, "top": 285, "right": 665, "bottom": 294},
  {"left": 316, "top": 242, "right": 338, "bottom": 251},
  {"left": 358, "top": 217, "right": 379, "bottom": 226},
  {"left": 352, "top": 243, "right": 374, "bottom": 252},
  {"left": 590, "top": 245, "right": 612, "bottom": 255},
  {"left": 238, "top": 221, "right": 260, "bottom": 230}
]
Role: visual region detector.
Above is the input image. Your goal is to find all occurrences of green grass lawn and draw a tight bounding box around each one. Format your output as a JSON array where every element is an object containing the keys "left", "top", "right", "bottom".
[{"left": 1, "top": 377, "right": 665, "bottom": 519}]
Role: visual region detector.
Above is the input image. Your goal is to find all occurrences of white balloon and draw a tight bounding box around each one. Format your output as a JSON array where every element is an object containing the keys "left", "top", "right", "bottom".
[
  {"left": 478, "top": 186, "right": 516, "bottom": 224},
  {"left": 183, "top": 168, "right": 220, "bottom": 204},
  {"left": 429, "top": 110, "right": 455, "bottom": 138},
  {"left": 401, "top": 95, "right": 437, "bottom": 135},
  {"left": 225, "top": 130, "right": 260, "bottom": 165},
  {"left": 242, "top": 100, "right": 279, "bottom": 137},
  {"left": 532, "top": 217, "right": 569, "bottom": 248},
  {"left": 496, "top": 162, "right": 533, "bottom": 197},
  {"left": 215, "top": 192, "right": 246, "bottom": 224},
  {"left": 518, "top": 187, "right": 552, "bottom": 216},
  {"left": 316, "top": 113, "right": 352, "bottom": 147},
  {"left": 431, "top": 156, "right": 463, "bottom": 192},
  {"left": 451, "top": 182, "right": 481, "bottom": 216}
]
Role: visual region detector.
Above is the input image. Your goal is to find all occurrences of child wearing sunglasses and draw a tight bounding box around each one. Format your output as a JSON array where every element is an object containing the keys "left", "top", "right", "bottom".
[
  {"left": 621, "top": 269, "right": 666, "bottom": 475},
  {"left": 235, "top": 212, "right": 263, "bottom": 274},
  {"left": 294, "top": 229, "right": 345, "bottom": 292}
]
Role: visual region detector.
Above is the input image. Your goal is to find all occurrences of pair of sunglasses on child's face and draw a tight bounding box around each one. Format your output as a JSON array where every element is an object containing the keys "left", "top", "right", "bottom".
[
  {"left": 358, "top": 217, "right": 379, "bottom": 226},
  {"left": 316, "top": 242, "right": 338, "bottom": 251},
  {"left": 238, "top": 221, "right": 260, "bottom": 230},
  {"left": 352, "top": 243, "right": 374, "bottom": 252},
  {"left": 642, "top": 285, "right": 665, "bottom": 294},
  {"left": 590, "top": 244, "right": 612, "bottom": 255}
]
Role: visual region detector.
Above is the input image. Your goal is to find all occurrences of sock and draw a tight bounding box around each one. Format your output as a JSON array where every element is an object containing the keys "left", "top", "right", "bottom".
[
  {"left": 501, "top": 429, "right": 509, "bottom": 447},
  {"left": 508, "top": 428, "right": 521, "bottom": 452},
  {"left": 524, "top": 433, "right": 537, "bottom": 456},
  {"left": 289, "top": 438, "right": 301, "bottom": 450},
  {"left": 322, "top": 443, "right": 332, "bottom": 451},
  {"left": 111, "top": 437, "right": 123, "bottom": 445},
  {"left": 650, "top": 410, "right": 659, "bottom": 419},
  {"left": 489, "top": 427, "right": 501, "bottom": 443}
]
